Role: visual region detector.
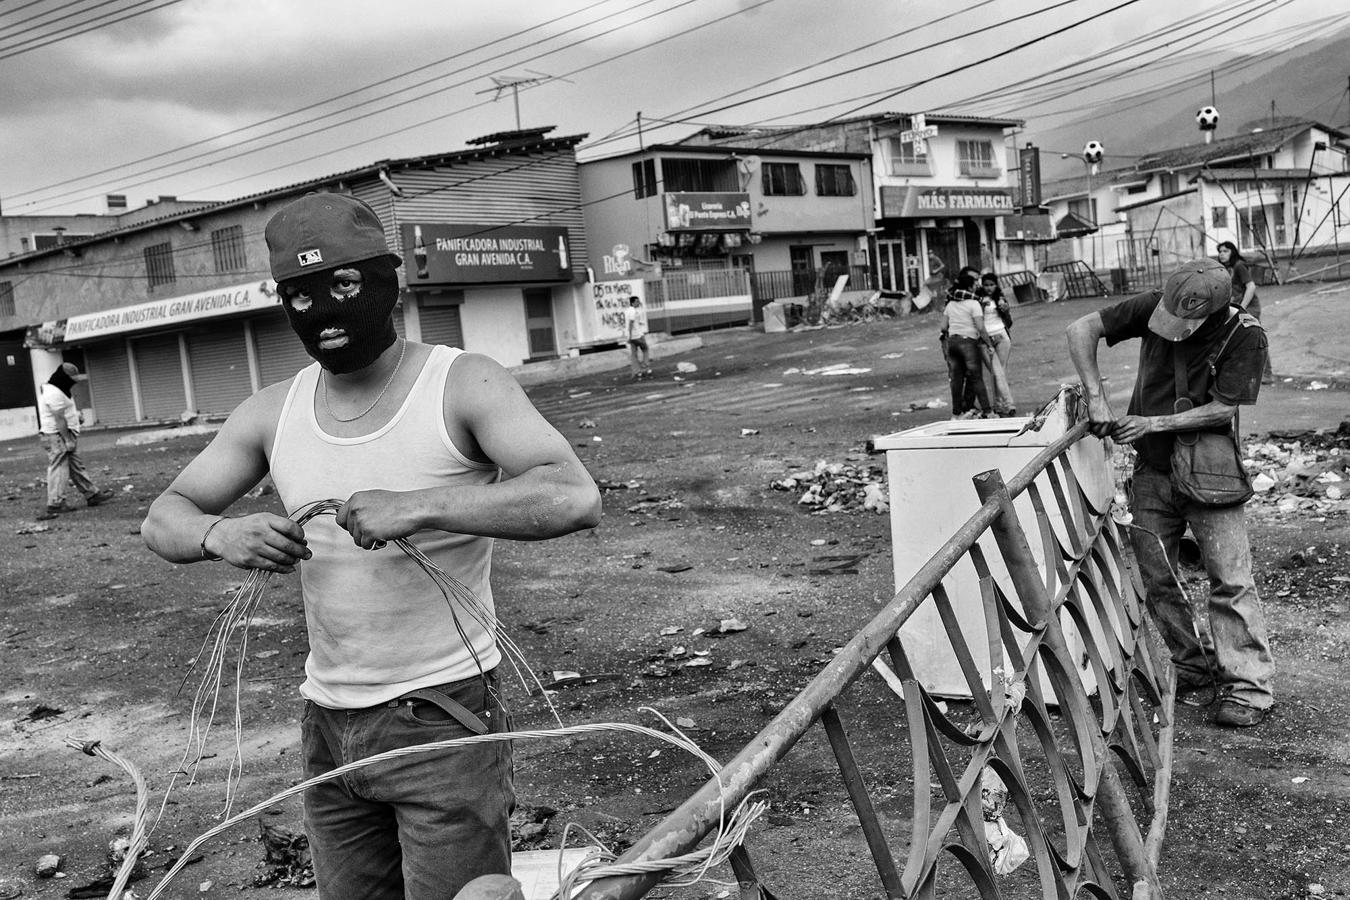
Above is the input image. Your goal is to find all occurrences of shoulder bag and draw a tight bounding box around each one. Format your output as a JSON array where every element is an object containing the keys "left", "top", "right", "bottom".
[{"left": 1169, "top": 316, "right": 1254, "bottom": 507}]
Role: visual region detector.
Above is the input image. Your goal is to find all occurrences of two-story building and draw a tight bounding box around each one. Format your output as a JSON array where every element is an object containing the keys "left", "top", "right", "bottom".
[
  {"left": 0, "top": 127, "right": 592, "bottom": 434},
  {"left": 868, "top": 112, "right": 1025, "bottom": 302},
  {"left": 578, "top": 130, "right": 872, "bottom": 332}
]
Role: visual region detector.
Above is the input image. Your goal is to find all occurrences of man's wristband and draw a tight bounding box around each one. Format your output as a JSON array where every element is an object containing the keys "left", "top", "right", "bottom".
[{"left": 200, "top": 517, "right": 226, "bottom": 561}]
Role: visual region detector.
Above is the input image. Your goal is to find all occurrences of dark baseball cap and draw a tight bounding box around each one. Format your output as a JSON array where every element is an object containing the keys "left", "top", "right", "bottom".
[
  {"left": 265, "top": 192, "right": 401, "bottom": 283},
  {"left": 1147, "top": 257, "right": 1232, "bottom": 341}
]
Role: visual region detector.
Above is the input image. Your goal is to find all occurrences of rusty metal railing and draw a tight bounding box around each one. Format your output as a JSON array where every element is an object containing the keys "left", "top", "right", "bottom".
[{"left": 576, "top": 419, "right": 1176, "bottom": 900}]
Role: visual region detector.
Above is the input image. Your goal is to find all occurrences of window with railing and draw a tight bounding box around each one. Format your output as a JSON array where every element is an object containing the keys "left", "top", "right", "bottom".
[
  {"left": 957, "top": 140, "right": 998, "bottom": 178},
  {"left": 815, "top": 164, "right": 856, "bottom": 197},
  {"left": 762, "top": 162, "right": 806, "bottom": 196},
  {"left": 660, "top": 157, "right": 737, "bottom": 192},
  {"left": 0, "top": 281, "right": 13, "bottom": 317},
  {"left": 887, "top": 138, "right": 931, "bottom": 176},
  {"left": 144, "top": 241, "right": 176, "bottom": 288},
  {"left": 211, "top": 224, "right": 247, "bottom": 273},
  {"left": 632, "top": 159, "right": 658, "bottom": 198}
]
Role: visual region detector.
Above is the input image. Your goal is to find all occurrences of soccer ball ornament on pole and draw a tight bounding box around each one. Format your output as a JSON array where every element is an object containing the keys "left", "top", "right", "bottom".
[
  {"left": 1083, "top": 141, "right": 1104, "bottom": 176},
  {"left": 1196, "top": 106, "right": 1220, "bottom": 144}
]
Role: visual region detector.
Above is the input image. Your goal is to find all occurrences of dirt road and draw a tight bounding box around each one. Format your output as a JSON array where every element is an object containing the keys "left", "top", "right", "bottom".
[{"left": 2, "top": 290, "right": 1348, "bottom": 899}]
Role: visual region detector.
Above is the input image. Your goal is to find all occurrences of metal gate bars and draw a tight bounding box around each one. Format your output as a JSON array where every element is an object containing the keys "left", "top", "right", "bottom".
[{"left": 576, "top": 419, "right": 1177, "bottom": 900}]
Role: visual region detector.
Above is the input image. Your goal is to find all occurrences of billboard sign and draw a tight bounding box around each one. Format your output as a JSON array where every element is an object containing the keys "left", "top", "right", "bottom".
[{"left": 402, "top": 223, "right": 572, "bottom": 285}]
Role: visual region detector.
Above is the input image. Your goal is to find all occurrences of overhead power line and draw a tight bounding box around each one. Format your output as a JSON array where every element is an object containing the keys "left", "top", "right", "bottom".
[{"left": 0, "top": 0, "right": 188, "bottom": 62}]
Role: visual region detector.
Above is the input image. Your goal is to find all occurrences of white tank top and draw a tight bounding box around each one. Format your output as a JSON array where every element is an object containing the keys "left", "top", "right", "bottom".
[{"left": 269, "top": 344, "right": 502, "bottom": 708}]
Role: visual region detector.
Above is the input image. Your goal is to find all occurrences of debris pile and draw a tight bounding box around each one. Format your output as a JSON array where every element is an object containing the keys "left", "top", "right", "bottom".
[
  {"left": 771, "top": 458, "right": 889, "bottom": 514},
  {"left": 254, "top": 821, "right": 314, "bottom": 888},
  {"left": 1244, "top": 423, "right": 1350, "bottom": 514}
]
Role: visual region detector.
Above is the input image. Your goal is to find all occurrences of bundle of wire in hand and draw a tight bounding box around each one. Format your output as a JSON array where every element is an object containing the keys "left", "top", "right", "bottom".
[{"left": 70, "top": 499, "right": 765, "bottom": 899}]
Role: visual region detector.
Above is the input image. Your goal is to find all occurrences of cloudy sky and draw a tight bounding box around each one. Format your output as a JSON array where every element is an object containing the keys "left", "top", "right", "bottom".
[{"left": 1, "top": 0, "right": 1340, "bottom": 215}]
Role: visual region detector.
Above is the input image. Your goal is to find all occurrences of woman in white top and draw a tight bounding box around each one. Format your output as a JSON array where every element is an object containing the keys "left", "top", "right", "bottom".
[
  {"left": 942, "top": 272, "right": 993, "bottom": 417},
  {"left": 978, "top": 272, "right": 1015, "bottom": 416}
]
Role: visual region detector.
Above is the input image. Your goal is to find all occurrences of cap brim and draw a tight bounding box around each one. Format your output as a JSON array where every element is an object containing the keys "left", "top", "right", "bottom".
[{"left": 1147, "top": 298, "right": 1202, "bottom": 342}]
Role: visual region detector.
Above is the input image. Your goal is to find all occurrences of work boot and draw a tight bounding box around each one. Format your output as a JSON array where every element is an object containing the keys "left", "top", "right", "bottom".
[
  {"left": 1215, "top": 698, "right": 1267, "bottom": 728},
  {"left": 85, "top": 489, "right": 115, "bottom": 507},
  {"left": 36, "top": 500, "right": 73, "bottom": 521}
]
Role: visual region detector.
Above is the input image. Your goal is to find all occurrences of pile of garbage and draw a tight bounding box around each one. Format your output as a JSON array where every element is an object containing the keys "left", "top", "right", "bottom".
[
  {"left": 1245, "top": 422, "right": 1350, "bottom": 514},
  {"left": 771, "top": 457, "right": 889, "bottom": 514}
]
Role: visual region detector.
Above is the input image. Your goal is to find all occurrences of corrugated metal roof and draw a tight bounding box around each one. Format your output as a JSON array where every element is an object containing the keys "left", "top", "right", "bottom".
[
  {"left": 1133, "top": 121, "right": 1345, "bottom": 173},
  {"left": 0, "top": 133, "right": 587, "bottom": 269}
]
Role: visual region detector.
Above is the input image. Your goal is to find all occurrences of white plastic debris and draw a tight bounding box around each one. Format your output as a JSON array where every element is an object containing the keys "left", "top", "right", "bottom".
[
  {"left": 1251, "top": 472, "right": 1277, "bottom": 492},
  {"left": 676, "top": 361, "right": 698, "bottom": 373},
  {"left": 980, "top": 770, "right": 1030, "bottom": 875}
]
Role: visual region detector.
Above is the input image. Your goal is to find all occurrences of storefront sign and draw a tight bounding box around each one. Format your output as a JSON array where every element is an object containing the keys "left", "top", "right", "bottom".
[
  {"left": 663, "top": 192, "right": 751, "bottom": 231},
  {"left": 26, "top": 280, "right": 278, "bottom": 347},
  {"left": 900, "top": 113, "right": 939, "bottom": 156},
  {"left": 1018, "top": 144, "right": 1042, "bottom": 209},
  {"left": 402, "top": 223, "right": 571, "bottom": 285},
  {"left": 880, "top": 185, "right": 1015, "bottom": 219}
]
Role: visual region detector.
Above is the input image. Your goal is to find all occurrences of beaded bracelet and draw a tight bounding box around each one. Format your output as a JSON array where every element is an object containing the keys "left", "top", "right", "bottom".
[{"left": 200, "top": 517, "right": 226, "bottom": 561}]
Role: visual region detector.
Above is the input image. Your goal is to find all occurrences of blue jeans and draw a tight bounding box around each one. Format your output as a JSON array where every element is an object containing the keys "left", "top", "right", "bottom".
[
  {"left": 946, "top": 335, "right": 990, "bottom": 415},
  {"left": 301, "top": 671, "right": 515, "bottom": 900},
  {"left": 1128, "top": 465, "right": 1274, "bottom": 708}
]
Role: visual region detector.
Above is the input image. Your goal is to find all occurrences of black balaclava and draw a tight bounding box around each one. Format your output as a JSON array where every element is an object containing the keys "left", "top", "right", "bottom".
[
  {"left": 47, "top": 364, "right": 78, "bottom": 397},
  {"left": 279, "top": 256, "right": 400, "bottom": 374}
]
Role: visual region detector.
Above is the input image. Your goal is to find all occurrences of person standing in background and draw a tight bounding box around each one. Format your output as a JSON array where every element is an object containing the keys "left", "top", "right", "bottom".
[
  {"left": 36, "top": 362, "right": 112, "bottom": 519},
  {"left": 1217, "top": 241, "right": 1274, "bottom": 384},
  {"left": 943, "top": 270, "right": 993, "bottom": 419},
  {"left": 978, "top": 272, "right": 1016, "bottom": 416},
  {"left": 625, "top": 295, "right": 652, "bottom": 379}
]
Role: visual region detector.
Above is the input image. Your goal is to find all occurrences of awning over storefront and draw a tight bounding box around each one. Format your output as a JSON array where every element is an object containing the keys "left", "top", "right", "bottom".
[
  {"left": 880, "top": 185, "right": 1015, "bottom": 219},
  {"left": 24, "top": 280, "right": 279, "bottom": 349},
  {"left": 1055, "top": 210, "right": 1098, "bottom": 238}
]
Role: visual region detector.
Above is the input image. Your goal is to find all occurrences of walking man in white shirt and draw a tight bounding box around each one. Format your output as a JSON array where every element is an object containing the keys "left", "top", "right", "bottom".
[
  {"left": 37, "top": 362, "right": 112, "bottom": 519},
  {"left": 625, "top": 295, "right": 652, "bottom": 379}
]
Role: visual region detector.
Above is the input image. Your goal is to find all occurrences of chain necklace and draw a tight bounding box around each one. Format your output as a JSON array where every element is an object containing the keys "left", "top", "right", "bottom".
[{"left": 322, "top": 339, "right": 407, "bottom": 423}]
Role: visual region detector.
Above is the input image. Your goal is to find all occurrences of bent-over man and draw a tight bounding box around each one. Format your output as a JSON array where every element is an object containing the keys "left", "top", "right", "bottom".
[{"left": 1066, "top": 257, "right": 1274, "bottom": 728}]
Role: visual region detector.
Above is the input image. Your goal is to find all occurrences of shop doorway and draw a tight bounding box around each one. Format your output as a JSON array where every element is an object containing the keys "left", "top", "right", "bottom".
[
  {"left": 789, "top": 245, "right": 814, "bottom": 296},
  {"left": 523, "top": 288, "right": 557, "bottom": 360}
]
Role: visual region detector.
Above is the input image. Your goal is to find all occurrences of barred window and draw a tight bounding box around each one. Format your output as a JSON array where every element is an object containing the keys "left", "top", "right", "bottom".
[
  {"left": 762, "top": 162, "right": 806, "bottom": 196},
  {"left": 0, "top": 282, "right": 13, "bottom": 317},
  {"left": 815, "top": 164, "right": 856, "bottom": 197},
  {"left": 632, "top": 159, "right": 658, "bottom": 198},
  {"left": 660, "top": 157, "right": 737, "bottom": 192},
  {"left": 957, "top": 140, "right": 998, "bottom": 177},
  {"left": 144, "top": 241, "right": 176, "bottom": 288},
  {"left": 211, "top": 224, "right": 247, "bottom": 273}
]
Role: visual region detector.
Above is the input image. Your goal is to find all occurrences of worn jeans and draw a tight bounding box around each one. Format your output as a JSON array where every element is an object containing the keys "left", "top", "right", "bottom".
[
  {"left": 301, "top": 671, "right": 515, "bottom": 900},
  {"left": 41, "top": 432, "right": 97, "bottom": 508},
  {"left": 946, "top": 335, "right": 990, "bottom": 415},
  {"left": 627, "top": 336, "right": 650, "bottom": 375},
  {"left": 980, "top": 332, "right": 1015, "bottom": 413},
  {"left": 1128, "top": 464, "right": 1274, "bottom": 708}
]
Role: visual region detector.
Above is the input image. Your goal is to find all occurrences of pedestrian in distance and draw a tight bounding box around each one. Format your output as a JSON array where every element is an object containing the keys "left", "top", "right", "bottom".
[
  {"left": 625, "top": 294, "right": 652, "bottom": 379},
  {"left": 1217, "top": 240, "right": 1275, "bottom": 384},
  {"left": 943, "top": 270, "right": 994, "bottom": 419},
  {"left": 978, "top": 271, "right": 1016, "bottom": 416},
  {"left": 141, "top": 192, "right": 602, "bottom": 899},
  {"left": 1066, "top": 257, "right": 1274, "bottom": 728},
  {"left": 939, "top": 266, "right": 981, "bottom": 411},
  {"left": 36, "top": 361, "right": 113, "bottom": 519}
]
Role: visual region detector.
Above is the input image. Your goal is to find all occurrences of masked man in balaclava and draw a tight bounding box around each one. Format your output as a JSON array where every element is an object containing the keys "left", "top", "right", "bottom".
[
  {"left": 142, "top": 193, "right": 601, "bottom": 899},
  {"left": 37, "top": 361, "right": 113, "bottom": 518}
]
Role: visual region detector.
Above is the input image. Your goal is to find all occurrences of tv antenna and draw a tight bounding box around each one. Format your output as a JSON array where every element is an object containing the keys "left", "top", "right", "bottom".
[{"left": 475, "top": 71, "right": 563, "bottom": 130}]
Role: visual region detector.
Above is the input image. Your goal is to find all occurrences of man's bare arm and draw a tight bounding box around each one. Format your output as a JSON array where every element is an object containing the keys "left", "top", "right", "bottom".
[
  {"left": 335, "top": 354, "right": 601, "bottom": 548},
  {"left": 142, "top": 384, "right": 309, "bottom": 571},
  {"left": 1066, "top": 312, "right": 1114, "bottom": 437},
  {"left": 1109, "top": 400, "right": 1238, "bottom": 444}
]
